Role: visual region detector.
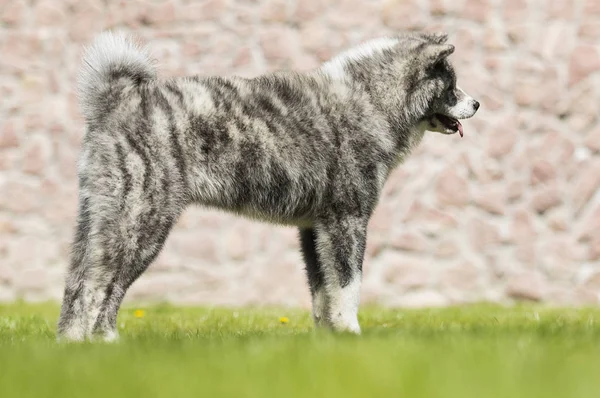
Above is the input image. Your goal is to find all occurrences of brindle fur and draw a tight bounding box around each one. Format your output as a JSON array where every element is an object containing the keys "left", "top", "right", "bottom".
[{"left": 57, "top": 31, "right": 479, "bottom": 341}]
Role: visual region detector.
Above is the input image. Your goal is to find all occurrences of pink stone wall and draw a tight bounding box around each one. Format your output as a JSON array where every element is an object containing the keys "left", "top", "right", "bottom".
[{"left": 1, "top": 0, "right": 599, "bottom": 307}]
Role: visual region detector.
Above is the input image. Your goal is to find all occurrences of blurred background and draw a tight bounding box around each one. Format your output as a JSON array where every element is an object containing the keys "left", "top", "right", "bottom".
[{"left": 0, "top": 0, "right": 599, "bottom": 308}]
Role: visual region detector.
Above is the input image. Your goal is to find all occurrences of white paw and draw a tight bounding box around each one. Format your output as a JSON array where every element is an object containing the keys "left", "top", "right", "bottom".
[
  {"left": 100, "top": 329, "right": 120, "bottom": 343},
  {"left": 327, "top": 276, "right": 362, "bottom": 334},
  {"left": 330, "top": 313, "right": 361, "bottom": 334},
  {"left": 57, "top": 325, "right": 87, "bottom": 343},
  {"left": 90, "top": 329, "right": 120, "bottom": 343}
]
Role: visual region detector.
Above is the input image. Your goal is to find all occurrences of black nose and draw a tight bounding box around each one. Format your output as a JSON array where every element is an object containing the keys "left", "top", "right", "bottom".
[{"left": 474, "top": 100, "right": 480, "bottom": 111}]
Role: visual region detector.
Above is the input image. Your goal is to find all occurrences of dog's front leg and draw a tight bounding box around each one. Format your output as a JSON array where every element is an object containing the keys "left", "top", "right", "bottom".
[
  {"left": 298, "top": 228, "right": 329, "bottom": 327},
  {"left": 313, "top": 216, "right": 368, "bottom": 334}
]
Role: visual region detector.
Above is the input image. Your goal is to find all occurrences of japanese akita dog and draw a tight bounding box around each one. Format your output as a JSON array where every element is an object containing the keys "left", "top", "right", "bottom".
[{"left": 57, "top": 31, "right": 479, "bottom": 341}]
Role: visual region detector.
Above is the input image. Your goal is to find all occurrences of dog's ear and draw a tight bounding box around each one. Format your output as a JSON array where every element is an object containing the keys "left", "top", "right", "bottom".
[
  {"left": 422, "top": 43, "right": 455, "bottom": 64},
  {"left": 425, "top": 32, "right": 449, "bottom": 44}
]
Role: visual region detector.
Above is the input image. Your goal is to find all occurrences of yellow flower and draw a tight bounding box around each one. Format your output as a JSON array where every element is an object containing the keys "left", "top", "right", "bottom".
[
  {"left": 133, "top": 309, "right": 145, "bottom": 318},
  {"left": 279, "top": 317, "right": 289, "bottom": 324}
]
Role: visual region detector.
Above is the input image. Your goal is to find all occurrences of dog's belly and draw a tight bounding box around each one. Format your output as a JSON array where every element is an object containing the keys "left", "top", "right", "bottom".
[
  {"left": 233, "top": 207, "right": 315, "bottom": 228},
  {"left": 199, "top": 193, "right": 317, "bottom": 228}
]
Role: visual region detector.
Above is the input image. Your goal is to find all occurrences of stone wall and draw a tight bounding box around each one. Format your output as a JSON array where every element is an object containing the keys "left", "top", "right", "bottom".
[{"left": 1, "top": 0, "right": 599, "bottom": 307}]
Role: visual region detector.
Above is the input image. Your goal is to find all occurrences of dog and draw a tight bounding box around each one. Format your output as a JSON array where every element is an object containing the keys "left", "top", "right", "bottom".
[{"left": 57, "top": 31, "right": 479, "bottom": 341}]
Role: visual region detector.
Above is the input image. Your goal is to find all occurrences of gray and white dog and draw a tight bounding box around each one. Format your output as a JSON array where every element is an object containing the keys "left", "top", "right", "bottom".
[{"left": 57, "top": 31, "right": 479, "bottom": 341}]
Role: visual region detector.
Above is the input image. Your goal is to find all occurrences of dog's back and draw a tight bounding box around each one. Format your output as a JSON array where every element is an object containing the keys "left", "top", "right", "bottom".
[{"left": 77, "top": 33, "right": 391, "bottom": 225}]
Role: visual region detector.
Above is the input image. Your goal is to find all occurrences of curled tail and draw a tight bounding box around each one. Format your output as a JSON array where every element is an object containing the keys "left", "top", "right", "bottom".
[{"left": 77, "top": 31, "right": 157, "bottom": 123}]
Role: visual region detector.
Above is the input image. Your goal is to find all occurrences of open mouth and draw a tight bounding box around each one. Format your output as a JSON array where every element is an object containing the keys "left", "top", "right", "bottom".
[{"left": 435, "top": 114, "right": 463, "bottom": 137}]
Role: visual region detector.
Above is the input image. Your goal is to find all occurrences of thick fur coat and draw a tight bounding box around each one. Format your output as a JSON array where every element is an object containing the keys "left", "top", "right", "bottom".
[{"left": 57, "top": 31, "right": 479, "bottom": 341}]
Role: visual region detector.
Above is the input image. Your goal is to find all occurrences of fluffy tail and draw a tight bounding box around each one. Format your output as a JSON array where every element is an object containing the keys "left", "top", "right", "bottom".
[{"left": 77, "top": 31, "right": 157, "bottom": 123}]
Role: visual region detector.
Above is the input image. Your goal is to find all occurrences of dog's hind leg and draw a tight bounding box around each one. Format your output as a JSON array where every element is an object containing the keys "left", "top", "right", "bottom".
[
  {"left": 58, "top": 191, "right": 179, "bottom": 342},
  {"left": 57, "top": 134, "right": 185, "bottom": 342},
  {"left": 87, "top": 205, "right": 178, "bottom": 342},
  {"left": 299, "top": 228, "right": 328, "bottom": 327},
  {"left": 312, "top": 216, "right": 368, "bottom": 334},
  {"left": 57, "top": 197, "right": 94, "bottom": 342}
]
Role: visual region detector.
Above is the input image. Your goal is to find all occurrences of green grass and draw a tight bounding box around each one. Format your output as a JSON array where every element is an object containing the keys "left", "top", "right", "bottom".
[{"left": 1, "top": 303, "right": 600, "bottom": 398}]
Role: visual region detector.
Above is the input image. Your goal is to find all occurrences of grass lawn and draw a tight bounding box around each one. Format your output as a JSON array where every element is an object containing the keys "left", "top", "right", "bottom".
[{"left": 1, "top": 303, "right": 600, "bottom": 397}]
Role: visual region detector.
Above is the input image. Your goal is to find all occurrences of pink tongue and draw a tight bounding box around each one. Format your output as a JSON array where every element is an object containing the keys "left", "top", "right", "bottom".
[{"left": 457, "top": 121, "right": 463, "bottom": 137}]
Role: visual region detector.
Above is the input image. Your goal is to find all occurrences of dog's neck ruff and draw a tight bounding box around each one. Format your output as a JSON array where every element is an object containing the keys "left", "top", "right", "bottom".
[{"left": 320, "top": 37, "right": 399, "bottom": 81}]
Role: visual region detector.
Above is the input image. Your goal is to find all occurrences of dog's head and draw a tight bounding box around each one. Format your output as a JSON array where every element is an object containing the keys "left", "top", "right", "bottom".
[
  {"left": 410, "top": 34, "right": 480, "bottom": 137},
  {"left": 321, "top": 32, "right": 480, "bottom": 137}
]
